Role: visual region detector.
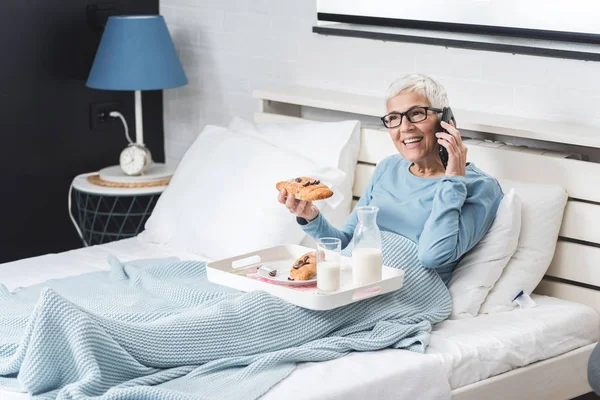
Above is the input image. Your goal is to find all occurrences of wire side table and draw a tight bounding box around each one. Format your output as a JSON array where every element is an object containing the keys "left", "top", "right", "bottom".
[{"left": 70, "top": 173, "right": 168, "bottom": 246}]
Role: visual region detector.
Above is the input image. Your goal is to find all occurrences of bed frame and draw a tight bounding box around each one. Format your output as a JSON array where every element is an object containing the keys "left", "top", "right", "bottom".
[{"left": 253, "top": 86, "right": 600, "bottom": 400}]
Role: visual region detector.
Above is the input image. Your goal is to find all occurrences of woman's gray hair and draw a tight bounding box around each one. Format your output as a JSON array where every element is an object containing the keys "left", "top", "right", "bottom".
[{"left": 386, "top": 73, "right": 450, "bottom": 109}]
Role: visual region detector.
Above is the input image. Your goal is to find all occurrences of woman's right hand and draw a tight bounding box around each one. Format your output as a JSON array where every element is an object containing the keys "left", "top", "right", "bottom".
[{"left": 278, "top": 188, "right": 320, "bottom": 222}]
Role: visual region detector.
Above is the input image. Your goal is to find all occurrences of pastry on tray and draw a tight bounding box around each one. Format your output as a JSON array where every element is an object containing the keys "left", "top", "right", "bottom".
[
  {"left": 276, "top": 177, "right": 333, "bottom": 201},
  {"left": 289, "top": 251, "right": 318, "bottom": 281}
]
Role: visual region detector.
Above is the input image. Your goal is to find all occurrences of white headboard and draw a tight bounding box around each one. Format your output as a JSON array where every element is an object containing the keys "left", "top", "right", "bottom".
[{"left": 253, "top": 86, "right": 600, "bottom": 314}]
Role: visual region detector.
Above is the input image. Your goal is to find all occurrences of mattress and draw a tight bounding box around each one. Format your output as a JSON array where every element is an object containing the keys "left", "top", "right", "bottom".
[{"left": 0, "top": 238, "right": 598, "bottom": 399}]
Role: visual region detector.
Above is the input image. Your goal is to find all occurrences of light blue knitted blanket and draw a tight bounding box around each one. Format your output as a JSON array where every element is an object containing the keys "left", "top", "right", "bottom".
[{"left": 0, "top": 232, "right": 452, "bottom": 399}]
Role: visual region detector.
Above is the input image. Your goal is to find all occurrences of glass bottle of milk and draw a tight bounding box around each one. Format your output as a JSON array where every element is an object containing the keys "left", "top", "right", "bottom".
[{"left": 351, "top": 206, "right": 382, "bottom": 286}]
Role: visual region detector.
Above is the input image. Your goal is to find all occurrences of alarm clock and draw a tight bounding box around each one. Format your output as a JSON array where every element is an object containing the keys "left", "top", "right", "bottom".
[{"left": 119, "top": 143, "right": 152, "bottom": 176}]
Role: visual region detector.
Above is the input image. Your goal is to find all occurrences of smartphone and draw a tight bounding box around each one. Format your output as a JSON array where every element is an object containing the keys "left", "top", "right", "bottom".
[{"left": 439, "top": 107, "right": 456, "bottom": 169}]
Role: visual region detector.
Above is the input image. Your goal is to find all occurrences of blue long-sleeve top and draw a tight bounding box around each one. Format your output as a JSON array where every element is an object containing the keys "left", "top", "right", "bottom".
[{"left": 298, "top": 155, "right": 503, "bottom": 285}]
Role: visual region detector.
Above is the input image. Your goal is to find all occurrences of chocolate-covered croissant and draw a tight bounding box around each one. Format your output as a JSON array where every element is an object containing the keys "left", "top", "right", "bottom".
[
  {"left": 289, "top": 252, "right": 318, "bottom": 281},
  {"left": 276, "top": 177, "right": 333, "bottom": 201}
]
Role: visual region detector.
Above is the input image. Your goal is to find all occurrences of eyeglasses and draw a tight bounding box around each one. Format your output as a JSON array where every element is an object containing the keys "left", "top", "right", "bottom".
[{"left": 380, "top": 106, "right": 443, "bottom": 128}]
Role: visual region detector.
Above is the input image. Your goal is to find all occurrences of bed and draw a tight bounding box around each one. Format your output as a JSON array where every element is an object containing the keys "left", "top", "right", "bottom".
[
  {"left": 1, "top": 86, "right": 600, "bottom": 399},
  {"left": 0, "top": 237, "right": 597, "bottom": 400}
]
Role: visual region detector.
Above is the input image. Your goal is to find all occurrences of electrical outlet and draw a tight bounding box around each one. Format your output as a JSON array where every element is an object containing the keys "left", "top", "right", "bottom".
[{"left": 89, "top": 101, "right": 121, "bottom": 131}]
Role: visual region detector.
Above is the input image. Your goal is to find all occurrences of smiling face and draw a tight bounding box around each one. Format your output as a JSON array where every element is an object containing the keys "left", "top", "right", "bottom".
[{"left": 386, "top": 91, "right": 443, "bottom": 169}]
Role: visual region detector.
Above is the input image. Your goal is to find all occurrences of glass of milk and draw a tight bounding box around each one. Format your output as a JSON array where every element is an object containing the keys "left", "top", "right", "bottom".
[
  {"left": 352, "top": 206, "right": 382, "bottom": 286},
  {"left": 316, "top": 237, "right": 341, "bottom": 293}
]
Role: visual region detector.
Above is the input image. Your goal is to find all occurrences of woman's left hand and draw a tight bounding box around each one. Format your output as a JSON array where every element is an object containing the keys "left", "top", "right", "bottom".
[{"left": 436, "top": 120, "right": 468, "bottom": 177}]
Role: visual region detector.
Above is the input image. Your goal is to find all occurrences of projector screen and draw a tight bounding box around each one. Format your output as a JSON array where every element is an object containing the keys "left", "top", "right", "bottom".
[{"left": 317, "top": 0, "right": 600, "bottom": 42}]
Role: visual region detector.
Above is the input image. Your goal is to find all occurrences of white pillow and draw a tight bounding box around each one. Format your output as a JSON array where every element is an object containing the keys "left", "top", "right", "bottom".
[
  {"left": 139, "top": 125, "right": 345, "bottom": 260},
  {"left": 448, "top": 188, "right": 522, "bottom": 319},
  {"left": 478, "top": 179, "right": 568, "bottom": 314},
  {"left": 228, "top": 117, "right": 361, "bottom": 229}
]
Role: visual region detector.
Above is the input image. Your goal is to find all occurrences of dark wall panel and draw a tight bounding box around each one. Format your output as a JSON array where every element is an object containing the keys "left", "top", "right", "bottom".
[{"left": 0, "top": 0, "right": 163, "bottom": 262}]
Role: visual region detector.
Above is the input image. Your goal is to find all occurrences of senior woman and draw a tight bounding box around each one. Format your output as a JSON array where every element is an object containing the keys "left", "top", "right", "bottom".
[{"left": 278, "top": 73, "right": 503, "bottom": 285}]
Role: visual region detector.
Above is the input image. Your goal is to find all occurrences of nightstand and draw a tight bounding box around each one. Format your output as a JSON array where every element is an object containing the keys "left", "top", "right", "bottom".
[{"left": 69, "top": 172, "right": 169, "bottom": 246}]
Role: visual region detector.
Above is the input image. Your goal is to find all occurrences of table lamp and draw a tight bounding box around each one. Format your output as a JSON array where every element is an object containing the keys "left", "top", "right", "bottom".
[{"left": 87, "top": 15, "right": 187, "bottom": 181}]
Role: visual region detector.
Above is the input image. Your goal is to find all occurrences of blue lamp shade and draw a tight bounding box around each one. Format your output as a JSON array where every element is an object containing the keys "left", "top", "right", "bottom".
[{"left": 87, "top": 15, "right": 187, "bottom": 91}]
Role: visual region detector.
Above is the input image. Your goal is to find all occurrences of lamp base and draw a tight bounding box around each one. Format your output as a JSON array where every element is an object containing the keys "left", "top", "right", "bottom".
[{"left": 99, "top": 163, "right": 175, "bottom": 184}]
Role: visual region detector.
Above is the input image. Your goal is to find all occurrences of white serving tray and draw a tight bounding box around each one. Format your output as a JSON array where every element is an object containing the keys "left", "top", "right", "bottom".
[{"left": 206, "top": 244, "right": 405, "bottom": 311}]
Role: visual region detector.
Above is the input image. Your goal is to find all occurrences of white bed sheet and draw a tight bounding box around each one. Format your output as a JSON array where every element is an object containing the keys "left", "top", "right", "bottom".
[
  {"left": 427, "top": 295, "right": 599, "bottom": 389},
  {"left": 1, "top": 238, "right": 598, "bottom": 400},
  {"left": 0, "top": 238, "right": 207, "bottom": 291}
]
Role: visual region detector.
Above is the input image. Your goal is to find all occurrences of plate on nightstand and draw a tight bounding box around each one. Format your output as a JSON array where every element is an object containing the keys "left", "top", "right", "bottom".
[{"left": 98, "top": 164, "right": 175, "bottom": 183}]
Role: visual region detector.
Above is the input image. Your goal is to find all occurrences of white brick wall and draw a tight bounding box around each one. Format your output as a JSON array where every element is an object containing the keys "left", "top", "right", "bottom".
[{"left": 160, "top": 0, "right": 600, "bottom": 164}]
